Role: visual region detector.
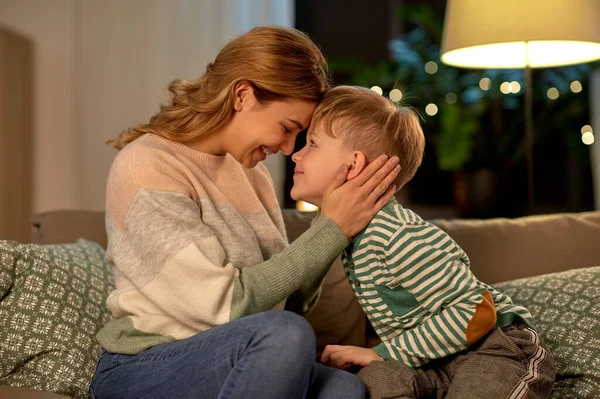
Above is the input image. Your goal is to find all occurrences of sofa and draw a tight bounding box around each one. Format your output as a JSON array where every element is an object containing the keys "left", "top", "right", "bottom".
[{"left": 1, "top": 209, "right": 600, "bottom": 398}]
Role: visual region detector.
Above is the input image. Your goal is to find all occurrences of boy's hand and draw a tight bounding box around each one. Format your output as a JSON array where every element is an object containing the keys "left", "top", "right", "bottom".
[{"left": 321, "top": 345, "right": 383, "bottom": 370}]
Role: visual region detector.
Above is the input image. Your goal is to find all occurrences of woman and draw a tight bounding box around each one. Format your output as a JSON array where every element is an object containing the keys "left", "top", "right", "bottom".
[{"left": 90, "top": 26, "right": 400, "bottom": 399}]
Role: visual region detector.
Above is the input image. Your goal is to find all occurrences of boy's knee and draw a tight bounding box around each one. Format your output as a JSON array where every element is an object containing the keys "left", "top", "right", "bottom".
[{"left": 358, "top": 360, "right": 418, "bottom": 399}]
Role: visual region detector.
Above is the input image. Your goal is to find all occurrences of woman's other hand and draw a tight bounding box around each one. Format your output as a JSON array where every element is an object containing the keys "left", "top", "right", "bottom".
[{"left": 321, "top": 155, "right": 400, "bottom": 239}]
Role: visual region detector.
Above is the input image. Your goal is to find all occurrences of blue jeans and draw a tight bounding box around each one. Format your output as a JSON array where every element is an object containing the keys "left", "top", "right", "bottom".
[{"left": 89, "top": 310, "right": 365, "bottom": 398}]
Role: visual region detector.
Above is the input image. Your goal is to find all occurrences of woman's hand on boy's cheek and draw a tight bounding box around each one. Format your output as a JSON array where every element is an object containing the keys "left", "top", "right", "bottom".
[{"left": 320, "top": 345, "right": 383, "bottom": 369}]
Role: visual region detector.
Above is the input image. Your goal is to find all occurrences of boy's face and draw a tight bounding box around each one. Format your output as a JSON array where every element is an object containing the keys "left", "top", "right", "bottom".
[{"left": 291, "top": 122, "right": 354, "bottom": 208}]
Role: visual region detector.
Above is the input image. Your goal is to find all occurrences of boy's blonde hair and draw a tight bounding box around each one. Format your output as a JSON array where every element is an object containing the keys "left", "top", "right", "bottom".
[{"left": 312, "top": 85, "right": 425, "bottom": 190}]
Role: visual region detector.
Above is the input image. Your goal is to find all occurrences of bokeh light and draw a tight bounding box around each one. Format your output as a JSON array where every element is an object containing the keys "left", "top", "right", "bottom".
[
  {"left": 389, "top": 89, "right": 403, "bottom": 102},
  {"left": 479, "top": 77, "right": 491, "bottom": 90},
  {"left": 510, "top": 81, "right": 521, "bottom": 93},
  {"left": 370, "top": 86, "right": 383, "bottom": 95},
  {"left": 425, "top": 61, "right": 438, "bottom": 74},
  {"left": 582, "top": 132, "right": 595, "bottom": 145},
  {"left": 445, "top": 92, "right": 458, "bottom": 104},
  {"left": 425, "top": 103, "right": 438, "bottom": 116},
  {"left": 547, "top": 87, "right": 559, "bottom": 100},
  {"left": 500, "top": 82, "right": 511, "bottom": 94}
]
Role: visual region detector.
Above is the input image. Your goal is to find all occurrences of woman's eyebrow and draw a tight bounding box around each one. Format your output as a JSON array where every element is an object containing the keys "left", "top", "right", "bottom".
[{"left": 285, "top": 118, "right": 305, "bottom": 130}]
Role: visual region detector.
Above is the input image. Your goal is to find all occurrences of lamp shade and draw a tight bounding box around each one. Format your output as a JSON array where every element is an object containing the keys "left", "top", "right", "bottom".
[{"left": 441, "top": 0, "right": 600, "bottom": 68}]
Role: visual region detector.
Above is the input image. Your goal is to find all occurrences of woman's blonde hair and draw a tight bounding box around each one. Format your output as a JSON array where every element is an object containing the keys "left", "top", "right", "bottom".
[
  {"left": 312, "top": 86, "right": 425, "bottom": 190},
  {"left": 108, "top": 26, "right": 330, "bottom": 150}
]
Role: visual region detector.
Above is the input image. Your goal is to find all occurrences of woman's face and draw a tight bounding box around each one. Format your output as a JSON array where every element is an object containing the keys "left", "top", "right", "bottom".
[{"left": 227, "top": 85, "right": 316, "bottom": 168}]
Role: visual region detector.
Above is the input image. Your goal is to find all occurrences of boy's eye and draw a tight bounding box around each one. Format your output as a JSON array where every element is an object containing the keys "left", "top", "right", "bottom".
[{"left": 308, "top": 139, "right": 316, "bottom": 147}]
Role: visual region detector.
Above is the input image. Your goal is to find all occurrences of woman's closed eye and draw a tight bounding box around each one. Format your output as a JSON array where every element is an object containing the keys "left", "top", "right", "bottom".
[{"left": 282, "top": 125, "right": 293, "bottom": 134}]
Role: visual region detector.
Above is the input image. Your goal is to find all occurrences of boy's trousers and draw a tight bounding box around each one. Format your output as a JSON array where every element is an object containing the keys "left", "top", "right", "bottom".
[{"left": 357, "top": 322, "right": 556, "bottom": 399}]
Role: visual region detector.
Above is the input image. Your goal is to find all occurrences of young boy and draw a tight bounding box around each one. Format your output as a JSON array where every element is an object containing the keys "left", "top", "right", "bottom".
[{"left": 291, "top": 86, "right": 555, "bottom": 398}]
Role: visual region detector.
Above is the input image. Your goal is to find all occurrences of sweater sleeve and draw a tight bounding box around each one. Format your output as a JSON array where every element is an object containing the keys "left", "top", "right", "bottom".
[
  {"left": 373, "top": 223, "right": 497, "bottom": 366},
  {"left": 284, "top": 211, "right": 337, "bottom": 315},
  {"left": 231, "top": 209, "right": 348, "bottom": 319}
]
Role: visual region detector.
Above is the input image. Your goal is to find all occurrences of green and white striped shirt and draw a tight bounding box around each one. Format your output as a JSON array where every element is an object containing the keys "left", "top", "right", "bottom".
[{"left": 341, "top": 199, "right": 534, "bottom": 367}]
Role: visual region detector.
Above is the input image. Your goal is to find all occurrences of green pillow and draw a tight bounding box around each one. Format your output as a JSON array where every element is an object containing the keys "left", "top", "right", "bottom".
[
  {"left": 494, "top": 266, "right": 600, "bottom": 399},
  {"left": 0, "top": 239, "right": 114, "bottom": 399}
]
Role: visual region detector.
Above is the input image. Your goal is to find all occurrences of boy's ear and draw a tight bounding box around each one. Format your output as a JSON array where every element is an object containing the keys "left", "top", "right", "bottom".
[{"left": 347, "top": 151, "right": 368, "bottom": 181}]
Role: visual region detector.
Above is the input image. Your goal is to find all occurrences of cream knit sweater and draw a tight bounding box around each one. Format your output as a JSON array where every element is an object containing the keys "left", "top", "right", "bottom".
[{"left": 97, "top": 134, "right": 348, "bottom": 355}]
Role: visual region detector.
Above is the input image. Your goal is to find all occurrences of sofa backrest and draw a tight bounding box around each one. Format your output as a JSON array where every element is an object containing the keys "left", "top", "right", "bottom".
[
  {"left": 432, "top": 211, "right": 600, "bottom": 283},
  {"left": 31, "top": 210, "right": 107, "bottom": 249}
]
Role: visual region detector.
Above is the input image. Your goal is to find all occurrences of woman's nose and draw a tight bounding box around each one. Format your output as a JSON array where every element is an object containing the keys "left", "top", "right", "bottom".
[{"left": 280, "top": 135, "right": 296, "bottom": 156}]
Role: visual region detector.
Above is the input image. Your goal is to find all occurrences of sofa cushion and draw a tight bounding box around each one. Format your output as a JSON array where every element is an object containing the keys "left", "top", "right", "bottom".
[
  {"left": 494, "top": 266, "right": 600, "bottom": 398},
  {"left": 433, "top": 211, "right": 600, "bottom": 284},
  {"left": 0, "top": 240, "right": 114, "bottom": 399}
]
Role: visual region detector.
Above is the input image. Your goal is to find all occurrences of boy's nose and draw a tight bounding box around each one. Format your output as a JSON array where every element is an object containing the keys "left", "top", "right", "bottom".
[
  {"left": 291, "top": 144, "right": 308, "bottom": 163},
  {"left": 292, "top": 147, "right": 305, "bottom": 163}
]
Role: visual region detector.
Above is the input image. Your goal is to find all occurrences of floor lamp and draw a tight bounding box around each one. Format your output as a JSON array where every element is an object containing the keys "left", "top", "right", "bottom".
[{"left": 440, "top": 0, "right": 600, "bottom": 213}]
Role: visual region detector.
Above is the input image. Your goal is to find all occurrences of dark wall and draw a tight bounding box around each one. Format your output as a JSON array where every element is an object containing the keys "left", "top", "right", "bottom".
[
  {"left": 286, "top": 0, "right": 403, "bottom": 208},
  {"left": 295, "top": 0, "right": 402, "bottom": 63}
]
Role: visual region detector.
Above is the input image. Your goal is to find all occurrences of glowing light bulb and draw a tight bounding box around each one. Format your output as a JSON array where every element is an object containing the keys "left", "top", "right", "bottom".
[{"left": 571, "top": 81, "right": 583, "bottom": 93}]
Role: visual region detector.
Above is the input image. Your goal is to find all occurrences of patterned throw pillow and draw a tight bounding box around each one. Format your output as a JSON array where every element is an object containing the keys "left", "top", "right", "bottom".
[
  {"left": 0, "top": 240, "right": 114, "bottom": 399},
  {"left": 494, "top": 266, "right": 600, "bottom": 399}
]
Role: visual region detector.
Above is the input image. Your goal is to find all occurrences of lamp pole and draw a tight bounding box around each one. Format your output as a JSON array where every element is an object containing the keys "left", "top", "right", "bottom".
[{"left": 524, "top": 42, "right": 534, "bottom": 213}]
